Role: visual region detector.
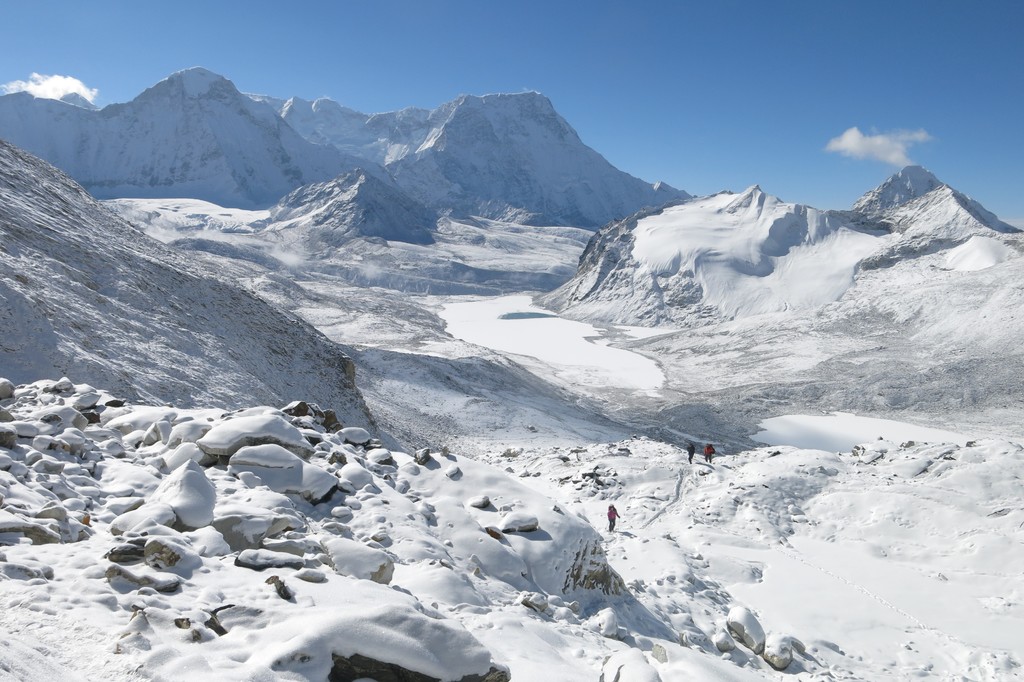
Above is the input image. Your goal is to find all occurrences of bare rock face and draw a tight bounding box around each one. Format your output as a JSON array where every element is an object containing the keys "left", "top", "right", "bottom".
[{"left": 563, "top": 541, "right": 625, "bottom": 595}]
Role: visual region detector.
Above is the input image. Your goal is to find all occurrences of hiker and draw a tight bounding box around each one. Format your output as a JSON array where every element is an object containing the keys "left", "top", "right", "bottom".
[
  {"left": 686, "top": 442, "right": 696, "bottom": 464},
  {"left": 607, "top": 504, "right": 620, "bottom": 531},
  {"left": 704, "top": 443, "right": 715, "bottom": 463}
]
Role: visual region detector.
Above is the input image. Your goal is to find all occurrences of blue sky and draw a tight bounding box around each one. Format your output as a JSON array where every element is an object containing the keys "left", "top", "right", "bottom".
[{"left": 2, "top": 0, "right": 1022, "bottom": 223}]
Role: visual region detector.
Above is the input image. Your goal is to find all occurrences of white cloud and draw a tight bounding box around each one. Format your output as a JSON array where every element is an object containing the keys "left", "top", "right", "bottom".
[
  {"left": 825, "top": 126, "right": 932, "bottom": 166},
  {"left": 1, "top": 73, "right": 99, "bottom": 103}
]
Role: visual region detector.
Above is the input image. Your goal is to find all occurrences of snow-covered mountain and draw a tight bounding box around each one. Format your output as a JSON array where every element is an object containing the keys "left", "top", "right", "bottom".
[
  {"left": 543, "top": 167, "right": 1018, "bottom": 326},
  {"left": 381, "top": 93, "right": 688, "bottom": 227},
  {"left": 0, "top": 139, "right": 372, "bottom": 426},
  {"left": 267, "top": 169, "right": 437, "bottom": 246},
  {"left": 852, "top": 164, "right": 944, "bottom": 217},
  {"left": 267, "top": 90, "right": 689, "bottom": 227},
  {"left": 0, "top": 70, "right": 685, "bottom": 227},
  {"left": 0, "top": 68, "right": 351, "bottom": 207}
]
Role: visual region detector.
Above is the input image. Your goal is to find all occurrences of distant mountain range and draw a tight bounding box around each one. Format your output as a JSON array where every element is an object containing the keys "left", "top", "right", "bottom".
[
  {"left": 0, "top": 68, "right": 685, "bottom": 228},
  {"left": 541, "top": 166, "right": 1018, "bottom": 326}
]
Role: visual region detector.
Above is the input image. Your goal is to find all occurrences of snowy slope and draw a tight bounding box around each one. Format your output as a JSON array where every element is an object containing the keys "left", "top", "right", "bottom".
[
  {"left": 0, "top": 139, "right": 372, "bottom": 425},
  {"left": 0, "top": 68, "right": 352, "bottom": 207}
]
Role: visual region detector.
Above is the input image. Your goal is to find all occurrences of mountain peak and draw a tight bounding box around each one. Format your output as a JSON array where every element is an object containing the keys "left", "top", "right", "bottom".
[
  {"left": 854, "top": 165, "right": 944, "bottom": 217},
  {"left": 161, "top": 67, "right": 234, "bottom": 98}
]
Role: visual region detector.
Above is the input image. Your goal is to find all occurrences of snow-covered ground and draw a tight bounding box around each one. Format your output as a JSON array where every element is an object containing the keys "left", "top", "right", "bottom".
[{"left": 6, "top": 376, "right": 1020, "bottom": 681}]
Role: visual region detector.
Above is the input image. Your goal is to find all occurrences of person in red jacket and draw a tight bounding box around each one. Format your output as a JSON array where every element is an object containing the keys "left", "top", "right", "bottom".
[
  {"left": 607, "top": 504, "right": 621, "bottom": 531},
  {"left": 704, "top": 443, "right": 716, "bottom": 463}
]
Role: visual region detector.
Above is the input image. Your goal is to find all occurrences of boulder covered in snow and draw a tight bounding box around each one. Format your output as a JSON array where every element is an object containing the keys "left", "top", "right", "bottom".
[
  {"left": 228, "top": 443, "right": 339, "bottom": 503},
  {"left": 499, "top": 511, "right": 540, "bottom": 533},
  {"left": 320, "top": 536, "right": 395, "bottom": 584},
  {"left": 196, "top": 414, "right": 315, "bottom": 460},
  {"left": 148, "top": 460, "right": 216, "bottom": 530},
  {"left": 727, "top": 606, "right": 766, "bottom": 654}
]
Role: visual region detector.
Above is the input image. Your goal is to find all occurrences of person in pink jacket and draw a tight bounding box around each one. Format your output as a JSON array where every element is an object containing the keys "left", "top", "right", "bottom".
[{"left": 607, "top": 504, "right": 621, "bottom": 531}]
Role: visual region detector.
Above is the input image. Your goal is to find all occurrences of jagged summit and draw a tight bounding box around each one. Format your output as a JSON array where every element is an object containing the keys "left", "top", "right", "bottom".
[
  {"left": 268, "top": 169, "right": 437, "bottom": 246},
  {"left": 58, "top": 92, "right": 98, "bottom": 109},
  {"left": 853, "top": 165, "right": 944, "bottom": 217}
]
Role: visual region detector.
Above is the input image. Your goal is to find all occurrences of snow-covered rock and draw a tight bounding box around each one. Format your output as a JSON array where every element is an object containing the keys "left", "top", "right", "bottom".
[
  {"left": 148, "top": 460, "right": 216, "bottom": 530},
  {"left": 227, "top": 443, "right": 339, "bottom": 503},
  {"left": 726, "top": 606, "right": 766, "bottom": 654}
]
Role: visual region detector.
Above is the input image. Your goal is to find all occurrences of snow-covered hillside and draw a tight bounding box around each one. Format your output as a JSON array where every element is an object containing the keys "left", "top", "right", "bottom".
[{"left": 0, "top": 139, "right": 372, "bottom": 426}]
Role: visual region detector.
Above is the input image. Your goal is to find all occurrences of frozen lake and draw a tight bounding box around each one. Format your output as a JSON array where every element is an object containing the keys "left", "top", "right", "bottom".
[
  {"left": 753, "top": 411, "right": 972, "bottom": 451},
  {"left": 439, "top": 295, "right": 665, "bottom": 392}
]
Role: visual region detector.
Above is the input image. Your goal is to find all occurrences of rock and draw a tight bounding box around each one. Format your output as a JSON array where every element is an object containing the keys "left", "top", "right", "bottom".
[
  {"left": 196, "top": 414, "right": 315, "bottom": 460},
  {"left": 762, "top": 633, "right": 795, "bottom": 670},
  {"left": 338, "top": 462, "right": 377, "bottom": 492},
  {"left": 265, "top": 575, "right": 295, "bottom": 600},
  {"left": 212, "top": 513, "right": 299, "bottom": 551},
  {"left": 320, "top": 536, "right": 395, "bottom": 584},
  {"left": 727, "top": 606, "right": 766, "bottom": 654},
  {"left": 149, "top": 460, "right": 217, "bottom": 530},
  {"left": 105, "top": 565, "right": 181, "bottom": 593},
  {"left": 366, "top": 447, "right": 395, "bottom": 466},
  {"left": 468, "top": 495, "right": 491, "bottom": 509},
  {"left": 0, "top": 378, "right": 15, "bottom": 400},
  {"left": 294, "top": 568, "right": 327, "bottom": 583},
  {"left": 651, "top": 643, "right": 669, "bottom": 664},
  {"left": 166, "top": 420, "right": 212, "bottom": 448},
  {"left": 0, "top": 509, "right": 61, "bottom": 544},
  {"left": 340, "top": 426, "right": 372, "bottom": 446},
  {"left": 110, "top": 503, "right": 178, "bottom": 536},
  {"left": 713, "top": 629, "right": 737, "bottom": 652},
  {"left": 281, "top": 400, "right": 322, "bottom": 419},
  {"left": 234, "top": 549, "right": 306, "bottom": 571},
  {"left": 445, "top": 464, "right": 463, "bottom": 480},
  {"left": 144, "top": 536, "right": 202, "bottom": 572},
  {"left": 520, "top": 592, "right": 548, "bottom": 613},
  {"left": 499, "top": 511, "right": 539, "bottom": 533},
  {"left": 106, "top": 541, "right": 147, "bottom": 564},
  {"left": 228, "top": 444, "right": 339, "bottom": 503},
  {"left": 414, "top": 448, "right": 433, "bottom": 465},
  {"left": 564, "top": 541, "right": 626, "bottom": 595},
  {"left": 0, "top": 561, "right": 54, "bottom": 581},
  {"left": 595, "top": 607, "right": 619, "bottom": 638},
  {"left": 484, "top": 526, "right": 503, "bottom": 540},
  {"left": 0, "top": 407, "right": 12, "bottom": 422},
  {"left": 0, "top": 425, "right": 16, "bottom": 450}
]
